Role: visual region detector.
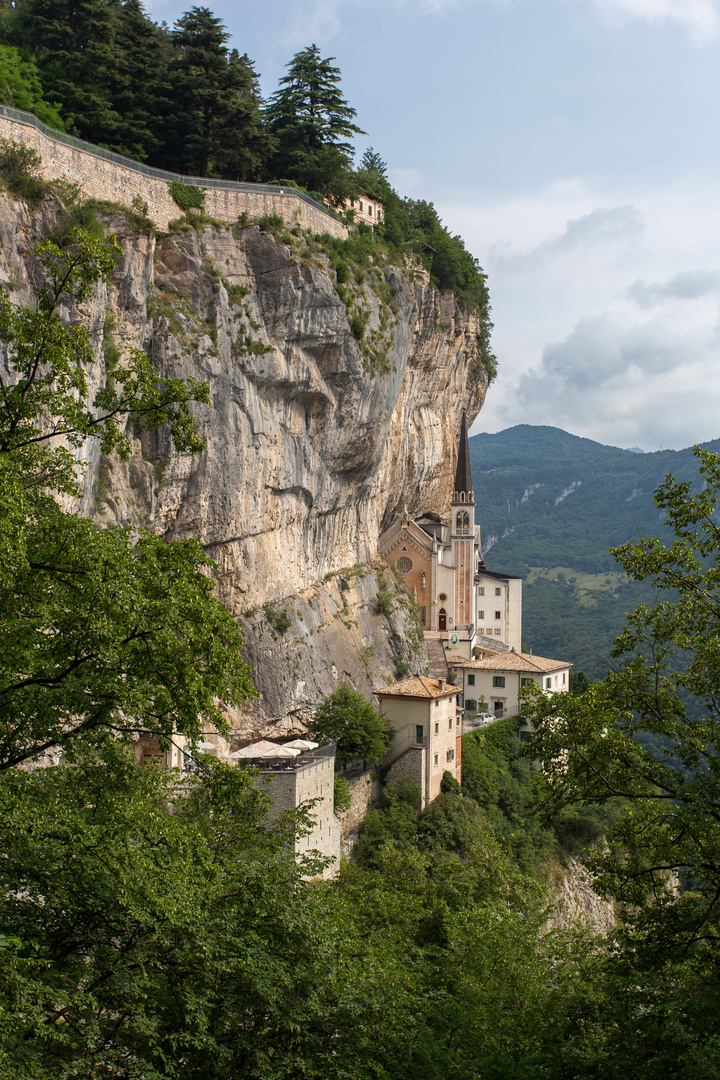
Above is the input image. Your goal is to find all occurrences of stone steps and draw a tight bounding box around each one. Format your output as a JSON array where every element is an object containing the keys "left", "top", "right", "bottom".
[{"left": 424, "top": 637, "right": 449, "bottom": 680}]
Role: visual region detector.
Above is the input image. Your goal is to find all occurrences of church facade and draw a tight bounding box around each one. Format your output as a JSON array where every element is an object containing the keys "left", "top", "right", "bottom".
[{"left": 378, "top": 412, "right": 522, "bottom": 660}]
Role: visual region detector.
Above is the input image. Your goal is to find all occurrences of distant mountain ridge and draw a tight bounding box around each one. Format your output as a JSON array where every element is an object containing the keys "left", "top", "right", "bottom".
[{"left": 469, "top": 425, "right": 720, "bottom": 678}]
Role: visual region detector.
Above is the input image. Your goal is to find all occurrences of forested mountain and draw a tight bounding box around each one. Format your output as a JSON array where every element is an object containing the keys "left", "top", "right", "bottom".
[{"left": 470, "top": 425, "right": 720, "bottom": 677}]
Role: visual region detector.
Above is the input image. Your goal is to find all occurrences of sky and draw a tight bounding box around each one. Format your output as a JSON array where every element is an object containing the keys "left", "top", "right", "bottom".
[{"left": 147, "top": 0, "right": 720, "bottom": 451}]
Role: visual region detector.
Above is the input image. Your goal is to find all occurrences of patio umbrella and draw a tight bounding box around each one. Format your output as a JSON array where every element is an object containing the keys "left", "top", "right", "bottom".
[
  {"left": 259, "top": 744, "right": 301, "bottom": 759},
  {"left": 230, "top": 740, "right": 281, "bottom": 759},
  {"left": 283, "top": 739, "right": 318, "bottom": 750}
]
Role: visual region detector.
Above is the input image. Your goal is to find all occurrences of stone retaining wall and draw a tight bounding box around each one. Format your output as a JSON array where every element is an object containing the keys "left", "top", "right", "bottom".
[
  {"left": 0, "top": 111, "right": 347, "bottom": 238},
  {"left": 337, "top": 769, "right": 381, "bottom": 859}
]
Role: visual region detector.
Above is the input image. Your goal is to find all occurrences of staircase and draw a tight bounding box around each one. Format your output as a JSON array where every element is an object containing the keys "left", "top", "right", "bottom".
[{"left": 424, "top": 637, "right": 449, "bottom": 680}]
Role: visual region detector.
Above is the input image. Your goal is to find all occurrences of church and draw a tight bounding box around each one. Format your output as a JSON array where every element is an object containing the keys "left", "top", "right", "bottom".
[{"left": 378, "top": 411, "right": 523, "bottom": 661}]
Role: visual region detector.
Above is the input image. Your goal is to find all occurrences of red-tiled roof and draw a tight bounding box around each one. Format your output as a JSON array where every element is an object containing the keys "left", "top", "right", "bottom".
[{"left": 374, "top": 675, "right": 458, "bottom": 699}]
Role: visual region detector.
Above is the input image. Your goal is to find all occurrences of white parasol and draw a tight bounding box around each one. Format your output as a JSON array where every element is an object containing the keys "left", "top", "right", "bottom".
[{"left": 259, "top": 744, "right": 301, "bottom": 759}]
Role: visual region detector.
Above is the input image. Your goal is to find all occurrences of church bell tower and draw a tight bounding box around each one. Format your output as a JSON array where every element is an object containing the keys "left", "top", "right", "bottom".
[{"left": 451, "top": 411, "right": 475, "bottom": 634}]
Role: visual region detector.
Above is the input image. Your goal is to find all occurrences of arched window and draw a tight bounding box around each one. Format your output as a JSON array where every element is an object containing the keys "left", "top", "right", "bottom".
[
  {"left": 456, "top": 512, "right": 463, "bottom": 531},
  {"left": 460, "top": 492, "right": 465, "bottom": 503},
  {"left": 463, "top": 512, "right": 469, "bottom": 531}
]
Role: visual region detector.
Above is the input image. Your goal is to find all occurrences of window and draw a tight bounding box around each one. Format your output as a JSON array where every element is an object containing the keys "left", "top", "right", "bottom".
[
  {"left": 478, "top": 587, "right": 484, "bottom": 595},
  {"left": 415, "top": 725, "right": 424, "bottom": 743},
  {"left": 478, "top": 610, "right": 484, "bottom": 620},
  {"left": 435, "top": 699, "right": 440, "bottom": 708},
  {"left": 434, "top": 753, "right": 438, "bottom": 766},
  {"left": 521, "top": 677, "right": 533, "bottom": 687},
  {"left": 562, "top": 672, "right": 566, "bottom": 684},
  {"left": 456, "top": 511, "right": 463, "bottom": 531},
  {"left": 456, "top": 716, "right": 460, "bottom": 726},
  {"left": 439, "top": 592, "right": 447, "bottom": 601},
  {"left": 368, "top": 205, "right": 373, "bottom": 215},
  {"left": 494, "top": 629, "right": 501, "bottom": 635},
  {"left": 463, "top": 512, "right": 469, "bottom": 531},
  {"left": 434, "top": 722, "right": 439, "bottom": 734},
  {"left": 495, "top": 587, "right": 502, "bottom": 596},
  {"left": 467, "top": 673, "right": 475, "bottom": 686},
  {"left": 446, "top": 748, "right": 455, "bottom": 762},
  {"left": 493, "top": 676, "right": 506, "bottom": 688},
  {"left": 448, "top": 717, "right": 453, "bottom": 730},
  {"left": 396, "top": 556, "right": 413, "bottom": 574},
  {"left": 545, "top": 677, "right": 552, "bottom": 689},
  {"left": 495, "top": 611, "right": 501, "bottom": 620}
]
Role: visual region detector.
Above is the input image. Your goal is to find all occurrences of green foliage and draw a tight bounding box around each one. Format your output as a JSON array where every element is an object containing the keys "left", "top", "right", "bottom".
[
  {"left": 334, "top": 773, "right": 351, "bottom": 813},
  {"left": 376, "top": 584, "right": 393, "bottom": 616},
  {"left": 440, "top": 768, "right": 461, "bottom": 794},
  {"left": 0, "top": 43, "right": 64, "bottom": 128},
  {"left": 528, "top": 448, "right": 720, "bottom": 954},
  {"left": 0, "top": 230, "right": 254, "bottom": 769},
  {"left": 0, "top": 747, "right": 327, "bottom": 1077},
  {"left": 263, "top": 601, "right": 291, "bottom": 635},
  {"left": 0, "top": 137, "right": 46, "bottom": 204},
  {"left": 266, "top": 43, "right": 364, "bottom": 195},
  {"left": 168, "top": 180, "right": 205, "bottom": 213},
  {"left": 226, "top": 282, "right": 250, "bottom": 305},
  {"left": 169, "top": 11, "right": 271, "bottom": 179},
  {"left": 308, "top": 684, "right": 393, "bottom": 767}
]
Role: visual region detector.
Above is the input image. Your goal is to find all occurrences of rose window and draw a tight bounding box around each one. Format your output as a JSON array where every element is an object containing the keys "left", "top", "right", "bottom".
[{"left": 396, "top": 556, "right": 413, "bottom": 574}]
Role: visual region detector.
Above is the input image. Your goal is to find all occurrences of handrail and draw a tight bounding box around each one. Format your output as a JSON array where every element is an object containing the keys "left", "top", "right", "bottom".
[{"left": 0, "top": 104, "right": 344, "bottom": 223}]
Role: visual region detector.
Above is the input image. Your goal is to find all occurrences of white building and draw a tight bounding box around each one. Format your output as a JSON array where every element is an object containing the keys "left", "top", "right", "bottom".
[
  {"left": 375, "top": 676, "right": 462, "bottom": 805},
  {"left": 446, "top": 649, "right": 572, "bottom": 723}
]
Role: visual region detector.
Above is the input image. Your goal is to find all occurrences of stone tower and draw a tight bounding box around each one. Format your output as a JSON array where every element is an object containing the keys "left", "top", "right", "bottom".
[{"left": 451, "top": 411, "right": 475, "bottom": 632}]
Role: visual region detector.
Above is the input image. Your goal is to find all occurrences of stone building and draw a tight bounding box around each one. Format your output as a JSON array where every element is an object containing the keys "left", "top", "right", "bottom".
[
  {"left": 375, "top": 676, "right": 462, "bottom": 805},
  {"left": 235, "top": 739, "right": 341, "bottom": 878},
  {"left": 342, "top": 192, "right": 384, "bottom": 226},
  {"left": 378, "top": 411, "right": 522, "bottom": 659}
]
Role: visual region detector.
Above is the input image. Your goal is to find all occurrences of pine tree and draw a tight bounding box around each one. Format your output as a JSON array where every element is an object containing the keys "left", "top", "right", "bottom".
[
  {"left": 210, "top": 51, "right": 272, "bottom": 181},
  {"left": 13, "top": 0, "right": 122, "bottom": 145},
  {"left": 107, "top": 0, "right": 171, "bottom": 162},
  {"left": 360, "top": 147, "right": 387, "bottom": 176},
  {"left": 266, "top": 43, "right": 364, "bottom": 195}
]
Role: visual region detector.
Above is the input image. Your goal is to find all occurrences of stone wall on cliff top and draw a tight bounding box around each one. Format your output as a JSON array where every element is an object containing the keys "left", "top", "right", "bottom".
[
  {"left": 0, "top": 190, "right": 489, "bottom": 734},
  {"left": 0, "top": 108, "right": 347, "bottom": 238}
]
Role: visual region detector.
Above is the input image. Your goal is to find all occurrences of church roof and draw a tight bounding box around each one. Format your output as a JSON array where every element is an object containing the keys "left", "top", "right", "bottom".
[
  {"left": 374, "top": 676, "right": 458, "bottom": 699},
  {"left": 454, "top": 410, "right": 474, "bottom": 500}
]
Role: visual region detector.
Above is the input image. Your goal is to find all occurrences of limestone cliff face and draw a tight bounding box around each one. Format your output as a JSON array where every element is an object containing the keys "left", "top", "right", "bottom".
[
  {"left": 0, "top": 192, "right": 489, "bottom": 732},
  {"left": 545, "top": 858, "right": 615, "bottom": 934}
]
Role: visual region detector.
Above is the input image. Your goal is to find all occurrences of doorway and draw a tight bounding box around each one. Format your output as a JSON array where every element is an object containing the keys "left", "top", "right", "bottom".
[{"left": 438, "top": 608, "right": 447, "bottom": 631}]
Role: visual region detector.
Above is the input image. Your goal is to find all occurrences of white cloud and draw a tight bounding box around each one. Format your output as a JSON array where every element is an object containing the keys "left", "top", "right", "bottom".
[
  {"left": 439, "top": 177, "right": 720, "bottom": 450},
  {"left": 595, "top": 0, "right": 720, "bottom": 43}
]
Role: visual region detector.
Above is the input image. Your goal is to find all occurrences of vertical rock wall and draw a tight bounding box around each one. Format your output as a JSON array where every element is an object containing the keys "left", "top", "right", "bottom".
[{"left": 0, "top": 191, "right": 490, "bottom": 732}]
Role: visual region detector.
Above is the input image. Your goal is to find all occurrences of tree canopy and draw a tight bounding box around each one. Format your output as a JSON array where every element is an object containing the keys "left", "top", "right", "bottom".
[
  {"left": 308, "top": 684, "right": 393, "bottom": 766},
  {"left": 0, "top": 229, "right": 255, "bottom": 769},
  {"left": 528, "top": 446, "right": 720, "bottom": 959},
  {"left": 266, "top": 43, "right": 364, "bottom": 195}
]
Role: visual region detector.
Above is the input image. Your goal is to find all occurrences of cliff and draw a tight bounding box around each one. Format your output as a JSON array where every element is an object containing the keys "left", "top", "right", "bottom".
[{"left": 0, "top": 192, "right": 489, "bottom": 735}]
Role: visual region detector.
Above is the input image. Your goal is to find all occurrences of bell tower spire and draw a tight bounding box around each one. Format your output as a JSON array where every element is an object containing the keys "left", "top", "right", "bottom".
[
  {"left": 451, "top": 410, "right": 476, "bottom": 639},
  {"left": 453, "top": 410, "right": 474, "bottom": 504}
]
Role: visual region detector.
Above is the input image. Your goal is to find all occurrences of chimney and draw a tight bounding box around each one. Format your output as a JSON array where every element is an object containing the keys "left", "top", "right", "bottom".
[{"left": 438, "top": 678, "right": 445, "bottom": 692}]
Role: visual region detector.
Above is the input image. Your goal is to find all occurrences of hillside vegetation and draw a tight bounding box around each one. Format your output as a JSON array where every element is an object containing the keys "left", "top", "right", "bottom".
[{"left": 470, "top": 425, "right": 720, "bottom": 676}]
